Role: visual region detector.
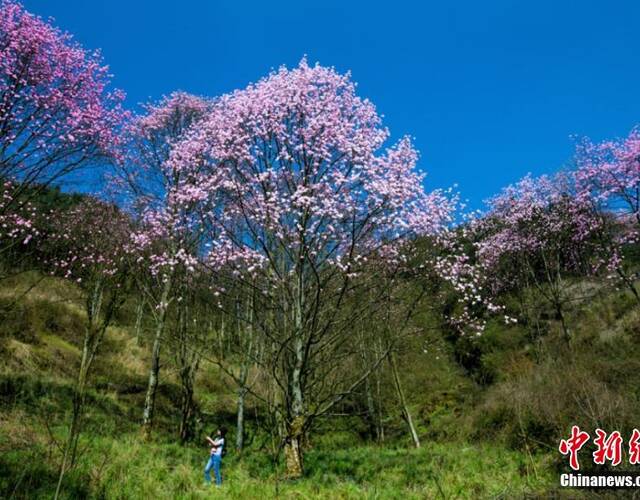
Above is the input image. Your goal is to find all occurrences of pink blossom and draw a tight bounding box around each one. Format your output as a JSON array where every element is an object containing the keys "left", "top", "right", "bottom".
[
  {"left": 0, "top": 1, "right": 127, "bottom": 193},
  {"left": 167, "top": 59, "right": 454, "bottom": 286}
]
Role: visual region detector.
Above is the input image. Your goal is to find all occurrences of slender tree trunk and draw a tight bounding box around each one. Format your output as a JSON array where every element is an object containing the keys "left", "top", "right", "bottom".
[
  {"left": 236, "top": 386, "right": 248, "bottom": 451},
  {"left": 178, "top": 374, "right": 196, "bottom": 443},
  {"left": 543, "top": 256, "right": 571, "bottom": 343},
  {"left": 55, "top": 281, "right": 115, "bottom": 500},
  {"left": 363, "top": 372, "right": 379, "bottom": 441},
  {"left": 134, "top": 298, "right": 145, "bottom": 345},
  {"left": 358, "top": 328, "right": 379, "bottom": 441},
  {"left": 266, "top": 338, "right": 284, "bottom": 458},
  {"left": 218, "top": 316, "right": 225, "bottom": 360},
  {"left": 283, "top": 415, "right": 304, "bottom": 479},
  {"left": 555, "top": 302, "right": 571, "bottom": 343},
  {"left": 284, "top": 327, "right": 305, "bottom": 478},
  {"left": 236, "top": 328, "right": 253, "bottom": 452},
  {"left": 283, "top": 270, "right": 306, "bottom": 478},
  {"left": 55, "top": 336, "right": 90, "bottom": 500},
  {"left": 389, "top": 352, "right": 420, "bottom": 448},
  {"left": 374, "top": 339, "right": 385, "bottom": 442},
  {"left": 142, "top": 277, "right": 172, "bottom": 439},
  {"left": 175, "top": 301, "right": 199, "bottom": 444}
]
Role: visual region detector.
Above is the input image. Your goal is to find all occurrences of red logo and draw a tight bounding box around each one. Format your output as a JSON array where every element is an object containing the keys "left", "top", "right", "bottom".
[
  {"left": 559, "top": 426, "right": 590, "bottom": 471},
  {"left": 593, "top": 429, "right": 622, "bottom": 466},
  {"left": 559, "top": 427, "right": 640, "bottom": 470},
  {"left": 629, "top": 429, "right": 640, "bottom": 465}
]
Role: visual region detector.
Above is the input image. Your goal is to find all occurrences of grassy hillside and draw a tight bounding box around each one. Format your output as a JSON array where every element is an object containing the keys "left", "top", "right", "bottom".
[{"left": 1, "top": 271, "right": 639, "bottom": 498}]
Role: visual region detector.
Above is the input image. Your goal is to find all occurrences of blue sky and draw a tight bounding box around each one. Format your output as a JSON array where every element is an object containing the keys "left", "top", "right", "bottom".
[{"left": 24, "top": 0, "right": 640, "bottom": 208}]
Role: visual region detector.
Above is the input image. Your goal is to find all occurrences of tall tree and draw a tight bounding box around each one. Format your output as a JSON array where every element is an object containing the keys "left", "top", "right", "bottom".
[
  {"left": 120, "top": 92, "right": 210, "bottom": 438},
  {"left": 576, "top": 127, "right": 640, "bottom": 227},
  {"left": 170, "top": 59, "right": 456, "bottom": 477},
  {"left": 44, "top": 199, "right": 132, "bottom": 499},
  {"left": 0, "top": 0, "right": 125, "bottom": 194},
  {"left": 575, "top": 128, "right": 640, "bottom": 302},
  {"left": 0, "top": 1, "right": 125, "bottom": 278}
]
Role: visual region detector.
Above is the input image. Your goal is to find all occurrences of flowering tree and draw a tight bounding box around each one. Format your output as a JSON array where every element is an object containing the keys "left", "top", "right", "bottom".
[
  {"left": 120, "top": 91, "right": 210, "bottom": 438},
  {"left": 576, "top": 127, "right": 640, "bottom": 226},
  {"left": 0, "top": 1, "right": 125, "bottom": 282},
  {"left": 476, "top": 173, "right": 605, "bottom": 341},
  {"left": 0, "top": 1, "right": 125, "bottom": 188},
  {"left": 169, "top": 59, "right": 455, "bottom": 476},
  {"left": 44, "top": 199, "right": 132, "bottom": 499},
  {"left": 575, "top": 128, "right": 640, "bottom": 302},
  {"left": 433, "top": 229, "right": 515, "bottom": 337}
]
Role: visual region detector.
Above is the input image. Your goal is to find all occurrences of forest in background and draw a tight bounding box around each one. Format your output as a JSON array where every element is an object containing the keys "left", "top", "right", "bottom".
[{"left": 1, "top": 1, "right": 640, "bottom": 498}]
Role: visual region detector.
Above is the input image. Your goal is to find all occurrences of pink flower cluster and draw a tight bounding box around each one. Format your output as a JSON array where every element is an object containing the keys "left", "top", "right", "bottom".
[
  {"left": 575, "top": 127, "right": 640, "bottom": 257},
  {"left": 130, "top": 207, "right": 201, "bottom": 278},
  {"left": 47, "top": 199, "right": 132, "bottom": 283},
  {"left": 135, "top": 92, "right": 210, "bottom": 138},
  {"left": 124, "top": 92, "right": 211, "bottom": 278},
  {"left": 166, "top": 59, "right": 455, "bottom": 281},
  {"left": 576, "top": 127, "right": 640, "bottom": 221},
  {"left": 0, "top": 1, "right": 126, "bottom": 182},
  {"left": 435, "top": 241, "right": 517, "bottom": 336},
  {"left": 475, "top": 172, "right": 609, "bottom": 292},
  {"left": 0, "top": 181, "right": 38, "bottom": 245}
]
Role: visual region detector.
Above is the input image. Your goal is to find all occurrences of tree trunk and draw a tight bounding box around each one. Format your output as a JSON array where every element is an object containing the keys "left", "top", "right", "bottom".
[
  {"left": 284, "top": 415, "right": 305, "bottom": 479},
  {"left": 142, "top": 277, "right": 172, "bottom": 439},
  {"left": 283, "top": 269, "right": 307, "bottom": 478},
  {"left": 235, "top": 349, "right": 252, "bottom": 451},
  {"left": 358, "top": 328, "right": 380, "bottom": 441},
  {"left": 134, "top": 298, "right": 145, "bottom": 345},
  {"left": 175, "top": 301, "right": 199, "bottom": 444},
  {"left": 236, "top": 301, "right": 254, "bottom": 452},
  {"left": 55, "top": 281, "right": 112, "bottom": 500},
  {"left": 236, "top": 386, "right": 247, "bottom": 451},
  {"left": 284, "top": 331, "right": 305, "bottom": 478},
  {"left": 389, "top": 352, "right": 420, "bottom": 448},
  {"left": 178, "top": 376, "right": 196, "bottom": 443},
  {"left": 177, "top": 353, "right": 198, "bottom": 444},
  {"left": 363, "top": 372, "right": 378, "bottom": 440},
  {"left": 219, "top": 316, "right": 226, "bottom": 360},
  {"left": 555, "top": 302, "right": 571, "bottom": 343},
  {"left": 54, "top": 338, "right": 90, "bottom": 500},
  {"left": 374, "top": 339, "right": 385, "bottom": 442}
]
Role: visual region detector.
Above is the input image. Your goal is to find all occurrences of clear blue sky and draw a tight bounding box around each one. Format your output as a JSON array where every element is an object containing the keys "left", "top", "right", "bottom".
[{"left": 24, "top": 0, "right": 640, "bottom": 207}]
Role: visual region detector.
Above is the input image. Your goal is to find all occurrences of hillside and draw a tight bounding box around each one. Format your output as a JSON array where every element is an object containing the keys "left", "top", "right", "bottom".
[{"left": 2, "top": 269, "right": 639, "bottom": 498}]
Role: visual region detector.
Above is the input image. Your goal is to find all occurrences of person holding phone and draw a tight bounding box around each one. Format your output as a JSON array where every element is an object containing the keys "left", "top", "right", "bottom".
[{"left": 204, "top": 426, "right": 227, "bottom": 486}]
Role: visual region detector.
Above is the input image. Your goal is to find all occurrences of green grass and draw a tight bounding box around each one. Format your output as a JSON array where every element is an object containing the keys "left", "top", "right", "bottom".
[
  {"left": 2, "top": 271, "right": 639, "bottom": 498},
  {"left": 0, "top": 418, "right": 556, "bottom": 499},
  {"left": 0, "top": 367, "right": 556, "bottom": 499}
]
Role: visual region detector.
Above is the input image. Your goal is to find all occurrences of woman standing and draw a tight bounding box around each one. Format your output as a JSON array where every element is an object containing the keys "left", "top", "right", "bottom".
[{"left": 204, "top": 427, "right": 227, "bottom": 486}]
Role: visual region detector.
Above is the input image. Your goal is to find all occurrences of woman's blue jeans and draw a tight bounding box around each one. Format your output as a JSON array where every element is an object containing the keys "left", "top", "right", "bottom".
[{"left": 204, "top": 454, "right": 222, "bottom": 485}]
